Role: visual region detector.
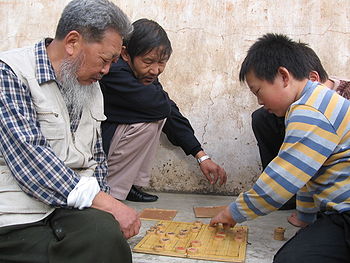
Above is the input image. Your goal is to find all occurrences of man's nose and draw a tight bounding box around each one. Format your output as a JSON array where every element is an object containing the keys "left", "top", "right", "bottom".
[
  {"left": 149, "top": 64, "right": 160, "bottom": 75},
  {"left": 101, "top": 62, "right": 111, "bottom": 75}
]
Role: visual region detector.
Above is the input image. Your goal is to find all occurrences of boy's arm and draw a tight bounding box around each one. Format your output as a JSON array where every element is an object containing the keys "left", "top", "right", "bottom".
[
  {"left": 296, "top": 186, "right": 318, "bottom": 223},
  {"left": 229, "top": 105, "right": 340, "bottom": 223}
]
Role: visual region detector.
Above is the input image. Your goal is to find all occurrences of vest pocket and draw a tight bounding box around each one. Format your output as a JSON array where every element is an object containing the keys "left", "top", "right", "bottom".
[
  {"left": 37, "top": 111, "right": 65, "bottom": 138},
  {"left": 37, "top": 111, "right": 66, "bottom": 159}
]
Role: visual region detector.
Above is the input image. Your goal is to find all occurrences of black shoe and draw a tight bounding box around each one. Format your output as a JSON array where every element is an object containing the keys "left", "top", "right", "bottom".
[{"left": 126, "top": 186, "right": 158, "bottom": 202}]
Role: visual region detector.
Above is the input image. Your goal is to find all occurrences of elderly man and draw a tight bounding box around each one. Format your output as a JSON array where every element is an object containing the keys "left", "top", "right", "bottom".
[
  {"left": 100, "top": 19, "right": 227, "bottom": 202},
  {"left": 0, "top": 1, "right": 140, "bottom": 262}
]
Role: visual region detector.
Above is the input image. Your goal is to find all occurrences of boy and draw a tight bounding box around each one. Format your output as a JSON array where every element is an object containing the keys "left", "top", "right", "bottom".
[{"left": 210, "top": 33, "right": 350, "bottom": 262}]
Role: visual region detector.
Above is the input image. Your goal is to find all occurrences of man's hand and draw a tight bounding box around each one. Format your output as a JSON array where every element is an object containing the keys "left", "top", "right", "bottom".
[
  {"left": 210, "top": 206, "right": 237, "bottom": 228},
  {"left": 92, "top": 191, "right": 141, "bottom": 239},
  {"left": 195, "top": 151, "right": 227, "bottom": 185},
  {"left": 199, "top": 159, "right": 227, "bottom": 185}
]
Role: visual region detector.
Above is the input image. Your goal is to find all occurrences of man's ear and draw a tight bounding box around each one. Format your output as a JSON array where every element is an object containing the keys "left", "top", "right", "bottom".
[
  {"left": 64, "top": 31, "right": 82, "bottom": 56},
  {"left": 308, "top": 71, "right": 320, "bottom": 82},
  {"left": 278, "top": 67, "right": 290, "bottom": 87},
  {"left": 120, "top": 46, "right": 130, "bottom": 62}
]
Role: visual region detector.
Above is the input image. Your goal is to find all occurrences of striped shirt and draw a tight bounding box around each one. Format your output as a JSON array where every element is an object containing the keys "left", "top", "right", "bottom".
[
  {"left": 0, "top": 39, "right": 109, "bottom": 207},
  {"left": 230, "top": 80, "right": 350, "bottom": 223}
]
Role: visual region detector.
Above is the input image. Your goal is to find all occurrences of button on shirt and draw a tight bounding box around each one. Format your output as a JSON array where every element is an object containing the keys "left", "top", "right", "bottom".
[{"left": 0, "top": 39, "right": 108, "bottom": 207}]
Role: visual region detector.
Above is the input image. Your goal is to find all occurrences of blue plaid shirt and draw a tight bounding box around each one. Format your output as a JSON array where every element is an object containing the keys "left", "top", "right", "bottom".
[{"left": 0, "top": 39, "right": 109, "bottom": 207}]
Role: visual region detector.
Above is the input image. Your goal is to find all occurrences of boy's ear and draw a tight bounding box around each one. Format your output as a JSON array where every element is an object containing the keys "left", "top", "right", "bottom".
[
  {"left": 308, "top": 71, "right": 320, "bottom": 82},
  {"left": 121, "top": 46, "right": 131, "bottom": 62},
  {"left": 278, "top": 67, "right": 290, "bottom": 87}
]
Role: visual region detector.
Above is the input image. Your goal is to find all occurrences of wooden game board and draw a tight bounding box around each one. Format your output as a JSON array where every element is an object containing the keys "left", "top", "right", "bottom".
[{"left": 133, "top": 220, "right": 248, "bottom": 262}]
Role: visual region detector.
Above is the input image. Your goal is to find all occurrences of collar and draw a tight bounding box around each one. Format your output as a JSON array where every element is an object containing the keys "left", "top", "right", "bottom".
[{"left": 34, "top": 38, "right": 57, "bottom": 85}]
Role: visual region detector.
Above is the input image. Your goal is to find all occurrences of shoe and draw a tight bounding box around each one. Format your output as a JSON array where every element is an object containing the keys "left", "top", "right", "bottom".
[{"left": 126, "top": 186, "right": 158, "bottom": 202}]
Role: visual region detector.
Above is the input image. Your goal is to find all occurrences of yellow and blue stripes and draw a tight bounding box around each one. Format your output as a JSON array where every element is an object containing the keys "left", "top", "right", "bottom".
[{"left": 231, "top": 81, "right": 350, "bottom": 223}]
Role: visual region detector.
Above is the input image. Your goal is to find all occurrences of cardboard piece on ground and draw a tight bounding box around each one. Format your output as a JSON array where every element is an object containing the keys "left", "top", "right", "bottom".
[
  {"left": 193, "top": 206, "right": 227, "bottom": 218},
  {"left": 139, "top": 208, "right": 177, "bottom": 221}
]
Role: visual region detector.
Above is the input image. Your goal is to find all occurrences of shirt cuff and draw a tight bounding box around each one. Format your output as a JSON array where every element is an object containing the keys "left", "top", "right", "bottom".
[
  {"left": 67, "top": 177, "right": 100, "bottom": 209},
  {"left": 229, "top": 202, "right": 247, "bottom": 223},
  {"left": 297, "top": 210, "right": 317, "bottom": 224}
]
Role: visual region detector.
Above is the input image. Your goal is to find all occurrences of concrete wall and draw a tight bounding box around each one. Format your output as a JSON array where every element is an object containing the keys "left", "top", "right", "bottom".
[{"left": 1, "top": 0, "right": 349, "bottom": 195}]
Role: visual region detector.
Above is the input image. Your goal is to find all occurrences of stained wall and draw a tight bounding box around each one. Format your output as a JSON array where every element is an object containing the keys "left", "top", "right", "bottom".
[{"left": 1, "top": 0, "right": 349, "bottom": 195}]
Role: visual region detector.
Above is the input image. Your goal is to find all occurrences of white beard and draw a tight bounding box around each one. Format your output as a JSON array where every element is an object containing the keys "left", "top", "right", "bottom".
[{"left": 57, "top": 53, "right": 97, "bottom": 122}]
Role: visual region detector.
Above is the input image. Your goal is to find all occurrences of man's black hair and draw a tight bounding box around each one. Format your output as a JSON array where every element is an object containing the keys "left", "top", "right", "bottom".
[
  {"left": 239, "top": 33, "right": 328, "bottom": 83},
  {"left": 124, "top": 18, "right": 172, "bottom": 61}
]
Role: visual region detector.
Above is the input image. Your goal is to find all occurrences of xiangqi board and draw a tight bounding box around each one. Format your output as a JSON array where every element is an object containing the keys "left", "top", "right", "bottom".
[{"left": 133, "top": 220, "right": 248, "bottom": 262}]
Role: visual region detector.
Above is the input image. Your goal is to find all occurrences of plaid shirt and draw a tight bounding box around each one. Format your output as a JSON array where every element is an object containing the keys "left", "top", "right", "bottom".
[{"left": 0, "top": 39, "right": 109, "bottom": 207}]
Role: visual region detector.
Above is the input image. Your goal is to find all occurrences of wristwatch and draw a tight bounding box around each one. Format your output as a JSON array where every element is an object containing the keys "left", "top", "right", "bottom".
[{"left": 197, "top": 155, "right": 211, "bottom": 164}]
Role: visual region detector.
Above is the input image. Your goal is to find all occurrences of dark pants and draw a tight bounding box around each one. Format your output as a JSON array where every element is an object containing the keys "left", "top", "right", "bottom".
[
  {"left": 251, "top": 107, "right": 295, "bottom": 210},
  {"left": 251, "top": 107, "right": 285, "bottom": 169},
  {"left": 274, "top": 212, "right": 350, "bottom": 263},
  {"left": 0, "top": 208, "right": 132, "bottom": 263}
]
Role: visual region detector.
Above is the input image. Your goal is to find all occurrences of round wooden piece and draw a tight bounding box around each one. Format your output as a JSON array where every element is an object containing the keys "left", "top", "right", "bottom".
[
  {"left": 234, "top": 235, "right": 244, "bottom": 243},
  {"left": 177, "top": 232, "right": 187, "bottom": 239},
  {"left": 274, "top": 227, "right": 286, "bottom": 241},
  {"left": 166, "top": 232, "right": 175, "bottom": 238},
  {"left": 146, "top": 229, "right": 156, "bottom": 234},
  {"left": 156, "top": 230, "right": 165, "bottom": 236},
  {"left": 180, "top": 229, "right": 189, "bottom": 234},
  {"left": 156, "top": 223, "right": 165, "bottom": 230},
  {"left": 187, "top": 247, "right": 198, "bottom": 254},
  {"left": 214, "top": 234, "right": 225, "bottom": 241},
  {"left": 217, "top": 231, "right": 226, "bottom": 237},
  {"left": 191, "top": 226, "right": 200, "bottom": 233},
  {"left": 153, "top": 245, "right": 164, "bottom": 252},
  {"left": 175, "top": 246, "right": 186, "bottom": 253},
  {"left": 193, "top": 221, "right": 203, "bottom": 227},
  {"left": 160, "top": 238, "right": 170, "bottom": 244},
  {"left": 191, "top": 240, "right": 202, "bottom": 247}
]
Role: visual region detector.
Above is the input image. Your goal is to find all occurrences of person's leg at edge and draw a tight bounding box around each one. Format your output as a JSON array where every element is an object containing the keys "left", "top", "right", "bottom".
[
  {"left": 107, "top": 120, "right": 164, "bottom": 201},
  {"left": 251, "top": 107, "right": 285, "bottom": 169},
  {"left": 273, "top": 212, "right": 350, "bottom": 263},
  {"left": 49, "top": 208, "right": 131, "bottom": 263},
  {"left": 0, "top": 208, "right": 131, "bottom": 263}
]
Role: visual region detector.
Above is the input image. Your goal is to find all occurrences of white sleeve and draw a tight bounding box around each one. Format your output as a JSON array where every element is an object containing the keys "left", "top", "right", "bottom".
[{"left": 67, "top": 176, "right": 100, "bottom": 209}]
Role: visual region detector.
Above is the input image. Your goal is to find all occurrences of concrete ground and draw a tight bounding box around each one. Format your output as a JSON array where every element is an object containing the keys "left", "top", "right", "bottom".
[{"left": 126, "top": 192, "right": 299, "bottom": 263}]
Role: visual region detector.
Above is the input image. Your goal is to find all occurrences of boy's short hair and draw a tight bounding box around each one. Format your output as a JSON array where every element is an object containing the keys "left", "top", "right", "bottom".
[
  {"left": 123, "top": 18, "right": 172, "bottom": 61},
  {"left": 298, "top": 43, "right": 328, "bottom": 83},
  {"left": 239, "top": 33, "right": 328, "bottom": 83}
]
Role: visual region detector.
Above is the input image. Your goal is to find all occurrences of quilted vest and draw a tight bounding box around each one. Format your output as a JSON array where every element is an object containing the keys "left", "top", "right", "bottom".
[{"left": 0, "top": 45, "right": 106, "bottom": 227}]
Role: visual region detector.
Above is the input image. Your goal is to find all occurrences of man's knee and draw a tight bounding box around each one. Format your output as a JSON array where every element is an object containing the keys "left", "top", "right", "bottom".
[
  {"left": 85, "top": 209, "right": 131, "bottom": 259},
  {"left": 51, "top": 208, "right": 132, "bottom": 263}
]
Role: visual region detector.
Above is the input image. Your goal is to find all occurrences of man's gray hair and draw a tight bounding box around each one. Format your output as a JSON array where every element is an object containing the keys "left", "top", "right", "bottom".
[{"left": 55, "top": 0, "right": 132, "bottom": 42}]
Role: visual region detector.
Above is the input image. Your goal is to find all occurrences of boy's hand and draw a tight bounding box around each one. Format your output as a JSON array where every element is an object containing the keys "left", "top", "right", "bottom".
[{"left": 210, "top": 206, "right": 237, "bottom": 228}]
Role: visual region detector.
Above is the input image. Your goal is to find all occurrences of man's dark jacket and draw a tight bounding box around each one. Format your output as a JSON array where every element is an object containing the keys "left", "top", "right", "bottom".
[{"left": 100, "top": 58, "right": 202, "bottom": 156}]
